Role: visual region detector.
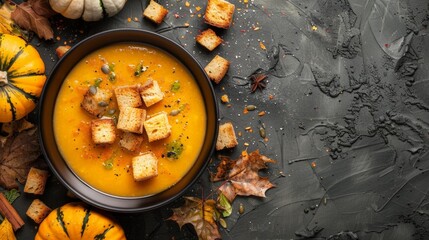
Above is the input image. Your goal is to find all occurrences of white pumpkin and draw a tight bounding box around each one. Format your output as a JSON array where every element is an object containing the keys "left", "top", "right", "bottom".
[{"left": 49, "top": 0, "right": 127, "bottom": 21}]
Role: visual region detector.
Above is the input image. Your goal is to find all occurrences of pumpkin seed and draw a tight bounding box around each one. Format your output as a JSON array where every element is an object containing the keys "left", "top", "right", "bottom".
[
  {"left": 89, "top": 85, "right": 97, "bottom": 95},
  {"left": 101, "top": 64, "right": 111, "bottom": 74},
  {"left": 108, "top": 72, "right": 116, "bottom": 81},
  {"left": 98, "top": 101, "right": 108, "bottom": 107},
  {"left": 259, "top": 127, "right": 266, "bottom": 138},
  {"left": 239, "top": 203, "right": 245, "bottom": 214},
  {"left": 246, "top": 105, "right": 257, "bottom": 111},
  {"left": 219, "top": 218, "right": 227, "bottom": 229},
  {"left": 170, "top": 109, "right": 180, "bottom": 116}
]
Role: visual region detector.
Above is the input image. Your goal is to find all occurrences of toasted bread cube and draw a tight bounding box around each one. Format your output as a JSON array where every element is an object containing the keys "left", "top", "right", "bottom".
[
  {"left": 81, "top": 88, "right": 113, "bottom": 117},
  {"left": 26, "top": 199, "right": 51, "bottom": 224},
  {"left": 91, "top": 118, "right": 116, "bottom": 144},
  {"left": 143, "top": 0, "right": 169, "bottom": 24},
  {"left": 196, "top": 28, "right": 223, "bottom": 51},
  {"left": 144, "top": 111, "right": 171, "bottom": 142},
  {"left": 216, "top": 122, "right": 238, "bottom": 150},
  {"left": 204, "top": 55, "right": 230, "bottom": 84},
  {"left": 114, "top": 85, "right": 143, "bottom": 110},
  {"left": 119, "top": 132, "right": 144, "bottom": 151},
  {"left": 140, "top": 80, "right": 164, "bottom": 107},
  {"left": 117, "top": 107, "right": 146, "bottom": 134},
  {"left": 132, "top": 152, "right": 158, "bottom": 181},
  {"left": 204, "top": 0, "right": 235, "bottom": 29},
  {"left": 24, "top": 167, "right": 49, "bottom": 195}
]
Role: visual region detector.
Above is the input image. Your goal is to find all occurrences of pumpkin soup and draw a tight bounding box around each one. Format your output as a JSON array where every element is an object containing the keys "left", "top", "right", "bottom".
[{"left": 53, "top": 43, "right": 207, "bottom": 197}]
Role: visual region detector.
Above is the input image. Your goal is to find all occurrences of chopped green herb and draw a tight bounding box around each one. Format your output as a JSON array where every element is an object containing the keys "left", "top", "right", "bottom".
[
  {"left": 2, "top": 189, "right": 20, "bottom": 204},
  {"left": 103, "top": 151, "right": 117, "bottom": 170},
  {"left": 217, "top": 193, "right": 232, "bottom": 217},
  {"left": 134, "top": 63, "right": 148, "bottom": 76},
  {"left": 165, "top": 139, "right": 184, "bottom": 159},
  {"left": 171, "top": 80, "right": 181, "bottom": 92},
  {"left": 94, "top": 78, "right": 102, "bottom": 87}
]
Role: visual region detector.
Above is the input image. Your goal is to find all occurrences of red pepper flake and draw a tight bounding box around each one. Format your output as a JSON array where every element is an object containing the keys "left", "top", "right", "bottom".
[
  {"left": 311, "top": 161, "right": 317, "bottom": 168},
  {"left": 174, "top": 13, "right": 180, "bottom": 18},
  {"left": 384, "top": 43, "right": 390, "bottom": 48}
]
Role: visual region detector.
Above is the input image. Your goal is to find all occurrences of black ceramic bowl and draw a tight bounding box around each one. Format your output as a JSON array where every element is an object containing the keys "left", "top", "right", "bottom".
[{"left": 38, "top": 29, "right": 218, "bottom": 212}]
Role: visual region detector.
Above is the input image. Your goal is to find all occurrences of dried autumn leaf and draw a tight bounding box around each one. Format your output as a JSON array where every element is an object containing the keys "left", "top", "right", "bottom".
[
  {"left": 27, "top": 0, "right": 57, "bottom": 18},
  {"left": 169, "top": 197, "right": 222, "bottom": 240},
  {"left": 214, "top": 150, "right": 275, "bottom": 202},
  {"left": 0, "top": 127, "right": 43, "bottom": 189},
  {"left": 0, "top": 2, "right": 28, "bottom": 39},
  {"left": 0, "top": 119, "right": 35, "bottom": 147},
  {"left": 12, "top": 2, "right": 53, "bottom": 40},
  {"left": 0, "top": 218, "right": 16, "bottom": 240}
]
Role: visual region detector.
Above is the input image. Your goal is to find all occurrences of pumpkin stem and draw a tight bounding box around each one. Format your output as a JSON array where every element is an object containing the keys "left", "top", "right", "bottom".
[{"left": 0, "top": 71, "right": 7, "bottom": 86}]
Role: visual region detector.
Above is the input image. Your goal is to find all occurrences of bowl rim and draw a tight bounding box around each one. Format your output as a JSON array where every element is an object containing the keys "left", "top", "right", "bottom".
[{"left": 38, "top": 28, "right": 219, "bottom": 212}]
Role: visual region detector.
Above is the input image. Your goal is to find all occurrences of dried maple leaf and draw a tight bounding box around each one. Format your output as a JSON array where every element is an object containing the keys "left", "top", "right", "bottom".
[
  {"left": 0, "top": 127, "right": 43, "bottom": 189},
  {"left": 214, "top": 150, "right": 275, "bottom": 202},
  {"left": 169, "top": 197, "right": 222, "bottom": 240},
  {"left": 12, "top": 1, "right": 53, "bottom": 40}
]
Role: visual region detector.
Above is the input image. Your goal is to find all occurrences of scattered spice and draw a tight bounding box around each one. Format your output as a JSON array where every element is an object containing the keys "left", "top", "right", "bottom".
[
  {"left": 185, "top": 1, "right": 190, "bottom": 7},
  {"left": 311, "top": 25, "right": 318, "bottom": 31},
  {"left": 259, "top": 41, "right": 266, "bottom": 50},
  {"left": 258, "top": 111, "right": 266, "bottom": 116},
  {"left": 221, "top": 94, "right": 229, "bottom": 103},
  {"left": 311, "top": 161, "right": 317, "bottom": 168}
]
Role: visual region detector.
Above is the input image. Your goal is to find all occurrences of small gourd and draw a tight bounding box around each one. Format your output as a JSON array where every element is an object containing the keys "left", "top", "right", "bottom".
[
  {"left": 35, "top": 202, "right": 126, "bottom": 240},
  {"left": 0, "top": 33, "right": 46, "bottom": 123},
  {"left": 49, "top": 0, "right": 128, "bottom": 21}
]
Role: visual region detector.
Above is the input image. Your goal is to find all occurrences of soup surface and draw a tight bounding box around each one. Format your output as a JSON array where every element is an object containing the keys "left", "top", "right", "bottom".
[{"left": 54, "top": 43, "right": 206, "bottom": 197}]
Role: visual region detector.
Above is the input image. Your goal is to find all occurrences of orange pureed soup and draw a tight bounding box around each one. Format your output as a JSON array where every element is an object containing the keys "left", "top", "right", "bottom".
[{"left": 54, "top": 43, "right": 206, "bottom": 197}]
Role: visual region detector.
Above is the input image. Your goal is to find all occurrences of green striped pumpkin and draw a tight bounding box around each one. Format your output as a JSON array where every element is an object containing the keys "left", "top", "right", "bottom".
[
  {"left": 0, "top": 33, "right": 46, "bottom": 123},
  {"left": 49, "top": 0, "right": 128, "bottom": 21},
  {"left": 35, "top": 202, "right": 126, "bottom": 240}
]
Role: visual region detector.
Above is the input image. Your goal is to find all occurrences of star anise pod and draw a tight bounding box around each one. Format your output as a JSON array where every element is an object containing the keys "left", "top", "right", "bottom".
[{"left": 250, "top": 73, "right": 267, "bottom": 92}]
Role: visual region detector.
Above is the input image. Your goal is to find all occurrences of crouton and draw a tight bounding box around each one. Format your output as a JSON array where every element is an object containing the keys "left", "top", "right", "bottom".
[
  {"left": 91, "top": 118, "right": 116, "bottom": 144},
  {"left": 26, "top": 199, "right": 51, "bottom": 224},
  {"left": 204, "top": 55, "right": 230, "bottom": 84},
  {"left": 55, "top": 45, "right": 71, "bottom": 58},
  {"left": 81, "top": 87, "right": 113, "bottom": 117},
  {"left": 204, "top": 0, "right": 235, "bottom": 29},
  {"left": 132, "top": 152, "right": 158, "bottom": 181},
  {"left": 144, "top": 111, "right": 171, "bottom": 142},
  {"left": 143, "top": 0, "right": 168, "bottom": 24},
  {"left": 117, "top": 107, "right": 146, "bottom": 134},
  {"left": 216, "top": 122, "right": 238, "bottom": 150},
  {"left": 119, "top": 132, "right": 144, "bottom": 151},
  {"left": 140, "top": 80, "right": 164, "bottom": 107},
  {"left": 114, "top": 85, "right": 143, "bottom": 110},
  {"left": 24, "top": 167, "right": 49, "bottom": 195},
  {"left": 196, "top": 28, "right": 223, "bottom": 51}
]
